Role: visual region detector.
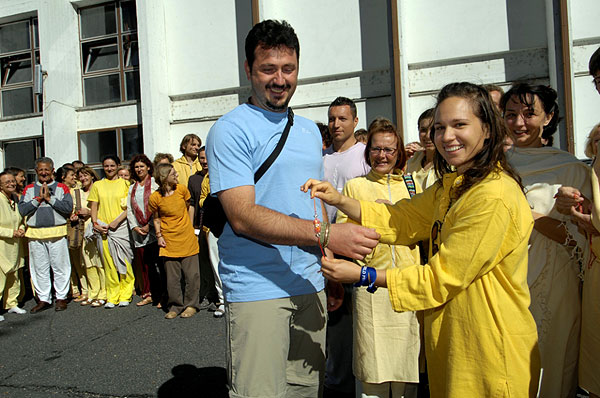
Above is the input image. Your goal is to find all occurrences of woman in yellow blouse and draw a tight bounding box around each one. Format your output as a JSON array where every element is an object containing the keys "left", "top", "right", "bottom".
[
  {"left": 304, "top": 82, "right": 540, "bottom": 398},
  {"left": 337, "top": 117, "right": 421, "bottom": 397},
  {"left": 0, "top": 171, "right": 26, "bottom": 320},
  {"left": 88, "top": 155, "right": 134, "bottom": 308},
  {"left": 149, "top": 163, "right": 200, "bottom": 319}
]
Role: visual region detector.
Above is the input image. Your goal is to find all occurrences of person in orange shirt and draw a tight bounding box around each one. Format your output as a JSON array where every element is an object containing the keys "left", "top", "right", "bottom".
[{"left": 149, "top": 163, "right": 200, "bottom": 319}]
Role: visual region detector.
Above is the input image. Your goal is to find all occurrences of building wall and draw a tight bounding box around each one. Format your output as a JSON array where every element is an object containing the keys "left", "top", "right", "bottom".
[{"left": 0, "top": 0, "right": 598, "bottom": 172}]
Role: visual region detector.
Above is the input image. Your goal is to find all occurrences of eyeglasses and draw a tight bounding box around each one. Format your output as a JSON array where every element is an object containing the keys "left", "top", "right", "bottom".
[{"left": 369, "top": 147, "right": 397, "bottom": 155}]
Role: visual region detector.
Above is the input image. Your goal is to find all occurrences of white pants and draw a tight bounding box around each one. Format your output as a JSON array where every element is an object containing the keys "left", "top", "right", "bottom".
[
  {"left": 207, "top": 231, "right": 223, "bottom": 304},
  {"left": 29, "top": 237, "right": 71, "bottom": 302}
]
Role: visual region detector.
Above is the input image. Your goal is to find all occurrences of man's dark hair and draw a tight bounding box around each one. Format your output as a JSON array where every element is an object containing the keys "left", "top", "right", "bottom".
[
  {"left": 589, "top": 46, "right": 600, "bottom": 76},
  {"left": 245, "top": 20, "right": 299, "bottom": 72},
  {"left": 328, "top": 97, "right": 357, "bottom": 119}
]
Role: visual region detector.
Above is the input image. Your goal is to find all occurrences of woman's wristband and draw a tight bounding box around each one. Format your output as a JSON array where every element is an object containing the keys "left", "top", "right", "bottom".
[{"left": 354, "top": 266, "right": 378, "bottom": 293}]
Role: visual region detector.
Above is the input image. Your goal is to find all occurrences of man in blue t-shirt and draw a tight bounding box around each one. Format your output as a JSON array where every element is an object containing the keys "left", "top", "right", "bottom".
[{"left": 206, "top": 20, "right": 379, "bottom": 398}]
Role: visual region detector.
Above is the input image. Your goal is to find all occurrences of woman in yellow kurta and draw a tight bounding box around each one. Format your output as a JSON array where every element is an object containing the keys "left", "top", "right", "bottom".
[
  {"left": 88, "top": 155, "right": 134, "bottom": 308},
  {"left": 149, "top": 163, "right": 200, "bottom": 319},
  {"left": 304, "top": 82, "right": 540, "bottom": 398},
  {"left": 406, "top": 108, "right": 438, "bottom": 190},
  {"left": 76, "top": 167, "right": 107, "bottom": 307},
  {"left": 0, "top": 171, "right": 26, "bottom": 319},
  {"left": 338, "top": 118, "right": 421, "bottom": 397}
]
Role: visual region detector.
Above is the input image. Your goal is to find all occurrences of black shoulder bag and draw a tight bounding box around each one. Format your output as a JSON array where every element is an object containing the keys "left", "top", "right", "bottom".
[{"left": 202, "top": 108, "right": 294, "bottom": 237}]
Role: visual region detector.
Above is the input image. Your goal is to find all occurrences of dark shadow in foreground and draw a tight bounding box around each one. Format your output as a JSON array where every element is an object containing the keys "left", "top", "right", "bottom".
[{"left": 157, "top": 365, "right": 228, "bottom": 398}]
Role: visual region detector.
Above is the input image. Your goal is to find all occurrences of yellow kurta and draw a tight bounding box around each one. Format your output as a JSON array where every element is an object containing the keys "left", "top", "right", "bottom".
[
  {"left": 0, "top": 193, "right": 25, "bottom": 274},
  {"left": 337, "top": 170, "right": 421, "bottom": 384},
  {"left": 360, "top": 170, "right": 540, "bottom": 398},
  {"left": 172, "top": 156, "right": 202, "bottom": 187},
  {"left": 0, "top": 192, "right": 25, "bottom": 309},
  {"left": 580, "top": 161, "right": 600, "bottom": 396},
  {"left": 406, "top": 151, "right": 438, "bottom": 190}
]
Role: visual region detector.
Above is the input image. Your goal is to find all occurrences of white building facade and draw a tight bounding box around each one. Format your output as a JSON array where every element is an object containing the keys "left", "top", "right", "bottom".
[{"left": 0, "top": 0, "right": 598, "bottom": 177}]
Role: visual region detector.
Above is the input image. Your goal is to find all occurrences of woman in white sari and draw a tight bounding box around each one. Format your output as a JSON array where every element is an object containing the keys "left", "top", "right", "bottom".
[
  {"left": 555, "top": 122, "right": 600, "bottom": 398},
  {"left": 503, "top": 83, "right": 591, "bottom": 398}
]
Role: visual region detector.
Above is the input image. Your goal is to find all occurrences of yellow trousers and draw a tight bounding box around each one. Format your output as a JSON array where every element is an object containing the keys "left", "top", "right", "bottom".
[
  {"left": 1, "top": 267, "right": 22, "bottom": 309},
  {"left": 99, "top": 239, "right": 134, "bottom": 304},
  {"left": 86, "top": 266, "right": 106, "bottom": 301},
  {"left": 69, "top": 247, "right": 88, "bottom": 296}
]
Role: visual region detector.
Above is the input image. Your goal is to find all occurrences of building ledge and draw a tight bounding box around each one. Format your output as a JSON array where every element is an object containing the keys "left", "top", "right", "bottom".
[
  {"left": 0, "top": 112, "right": 43, "bottom": 123},
  {"left": 76, "top": 100, "right": 139, "bottom": 112}
]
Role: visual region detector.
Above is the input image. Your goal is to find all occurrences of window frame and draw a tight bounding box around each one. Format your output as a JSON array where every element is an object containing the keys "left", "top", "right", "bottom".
[
  {"left": 0, "top": 17, "right": 42, "bottom": 118},
  {"left": 77, "top": 124, "right": 143, "bottom": 171},
  {"left": 2, "top": 137, "right": 45, "bottom": 183},
  {"left": 78, "top": 0, "right": 139, "bottom": 107}
]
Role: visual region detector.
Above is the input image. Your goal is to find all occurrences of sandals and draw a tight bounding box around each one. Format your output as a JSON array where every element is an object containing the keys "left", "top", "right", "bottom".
[
  {"left": 80, "top": 298, "right": 94, "bottom": 306},
  {"left": 136, "top": 296, "right": 153, "bottom": 307},
  {"left": 74, "top": 295, "right": 88, "bottom": 303},
  {"left": 91, "top": 299, "right": 106, "bottom": 308},
  {"left": 180, "top": 307, "right": 197, "bottom": 318}
]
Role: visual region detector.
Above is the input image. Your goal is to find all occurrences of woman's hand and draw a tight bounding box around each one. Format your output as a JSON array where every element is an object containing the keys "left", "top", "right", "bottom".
[
  {"left": 77, "top": 208, "right": 90, "bottom": 217},
  {"left": 133, "top": 226, "right": 148, "bottom": 236},
  {"left": 93, "top": 221, "right": 108, "bottom": 234},
  {"left": 375, "top": 199, "right": 393, "bottom": 205},
  {"left": 13, "top": 229, "right": 25, "bottom": 238},
  {"left": 320, "top": 256, "right": 361, "bottom": 283},
  {"left": 140, "top": 224, "right": 150, "bottom": 234},
  {"left": 555, "top": 186, "right": 584, "bottom": 215},
  {"left": 301, "top": 179, "right": 342, "bottom": 206},
  {"left": 69, "top": 213, "right": 79, "bottom": 222},
  {"left": 571, "top": 207, "right": 600, "bottom": 236},
  {"left": 157, "top": 236, "right": 166, "bottom": 247},
  {"left": 108, "top": 220, "right": 120, "bottom": 231},
  {"left": 404, "top": 142, "right": 423, "bottom": 158}
]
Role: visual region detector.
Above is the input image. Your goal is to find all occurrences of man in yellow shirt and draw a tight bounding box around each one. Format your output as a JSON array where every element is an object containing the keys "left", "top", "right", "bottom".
[{"left": 172, "top": 134, "right": 202, "bottom": 187}]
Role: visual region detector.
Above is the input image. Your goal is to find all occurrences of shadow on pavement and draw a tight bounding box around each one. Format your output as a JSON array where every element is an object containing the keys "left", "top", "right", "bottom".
[{"left": 157, "top": 364, "right": 228, "bottom": 398}]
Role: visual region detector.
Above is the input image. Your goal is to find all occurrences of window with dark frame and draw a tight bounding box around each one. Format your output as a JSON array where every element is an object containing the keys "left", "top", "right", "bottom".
[
  {"left": 0, "top": 17, "right": 42, "bottom": 118},
  {"left": 2, "top": 137, "right": 45, "bottom": 183},
  {"left": 78, "top": 125, "right": 143, "bottom": 175},
  {"left": 79, "top": 1, "right": 139, "bottom": 107}
]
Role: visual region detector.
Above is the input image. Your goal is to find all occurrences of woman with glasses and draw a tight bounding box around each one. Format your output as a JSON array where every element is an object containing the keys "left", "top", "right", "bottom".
[
  {"left": 336, "top": 117, "right": 421, "bottom": 397},
  {"left": 303, "top": 82, "right": 540, "bottom": 397},
  {"left": 0, "top": 171, "right": 26, "bottom": 320}
]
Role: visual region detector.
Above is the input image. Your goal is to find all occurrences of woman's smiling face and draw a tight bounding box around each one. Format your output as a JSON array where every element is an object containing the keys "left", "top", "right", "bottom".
[
  {"left": 433, "top": 96, "right": 489, "bottom": 175},
  {"left": 503, "top": 94, "right": 552, "bottom": 148}
]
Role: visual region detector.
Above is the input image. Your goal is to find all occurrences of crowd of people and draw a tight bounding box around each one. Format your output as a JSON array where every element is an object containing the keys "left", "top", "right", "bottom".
[
  {"left": 0, "top": 134, "right": 224, "bottom": 321},
  {"left": 1, "top": 18, "right": 600, "bottom": 398}
]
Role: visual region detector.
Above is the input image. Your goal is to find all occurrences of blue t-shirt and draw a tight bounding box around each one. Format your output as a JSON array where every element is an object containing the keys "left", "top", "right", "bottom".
[{"left": 206, "top": 103, "right": 325, "bottom": 302}]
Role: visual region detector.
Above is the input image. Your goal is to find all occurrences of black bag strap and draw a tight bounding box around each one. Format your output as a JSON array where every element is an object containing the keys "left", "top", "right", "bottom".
[{"left": 254, "top": 107, "right": 294, "bottom": 183}]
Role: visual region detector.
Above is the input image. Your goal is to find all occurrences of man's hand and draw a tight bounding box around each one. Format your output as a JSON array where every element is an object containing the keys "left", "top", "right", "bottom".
[
  {"left": 321, "top": 256, "right": 362, "bottom": 283},
  {"left": 40, "top": 183, "right": 51, "bottom": 202},
  {"left": 555, "top": 186, "right": 584, "bottom": 215},
  {"left": 108, "top": 220, "right": 120, "bottom": 231},
  {"left": 327, "top": 223, "right": 379, "bottom": 260},
  {"left": 77, "top": 208, "right": 90, "bottom": 217},
  {"left": 69, "top": 213, "right": 79, "bottom": 222},
  {"left": 13, "top": 229, "right": 25, "bottom": 238},
  {"left": 157, "top": 236, "right": 166, "bottom": 247}
]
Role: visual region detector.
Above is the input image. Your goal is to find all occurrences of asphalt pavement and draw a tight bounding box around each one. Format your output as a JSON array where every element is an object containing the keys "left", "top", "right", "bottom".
[{"left": 0, "top": 297, "right": 228, "bottom": 398}]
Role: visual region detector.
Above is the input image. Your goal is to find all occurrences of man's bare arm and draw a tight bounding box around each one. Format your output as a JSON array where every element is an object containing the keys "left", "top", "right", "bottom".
[{"left": 218, "top": 185, "right": 379, "bottom": 259}]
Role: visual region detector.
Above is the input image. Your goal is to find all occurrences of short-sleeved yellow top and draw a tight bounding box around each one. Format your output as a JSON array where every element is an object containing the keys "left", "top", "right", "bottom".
[
  {"left": 148, "top": 184, "right": 199, "bottom": 258},
  {"left": 87, "top": 178, "right": 130, "bottom": 224}
]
